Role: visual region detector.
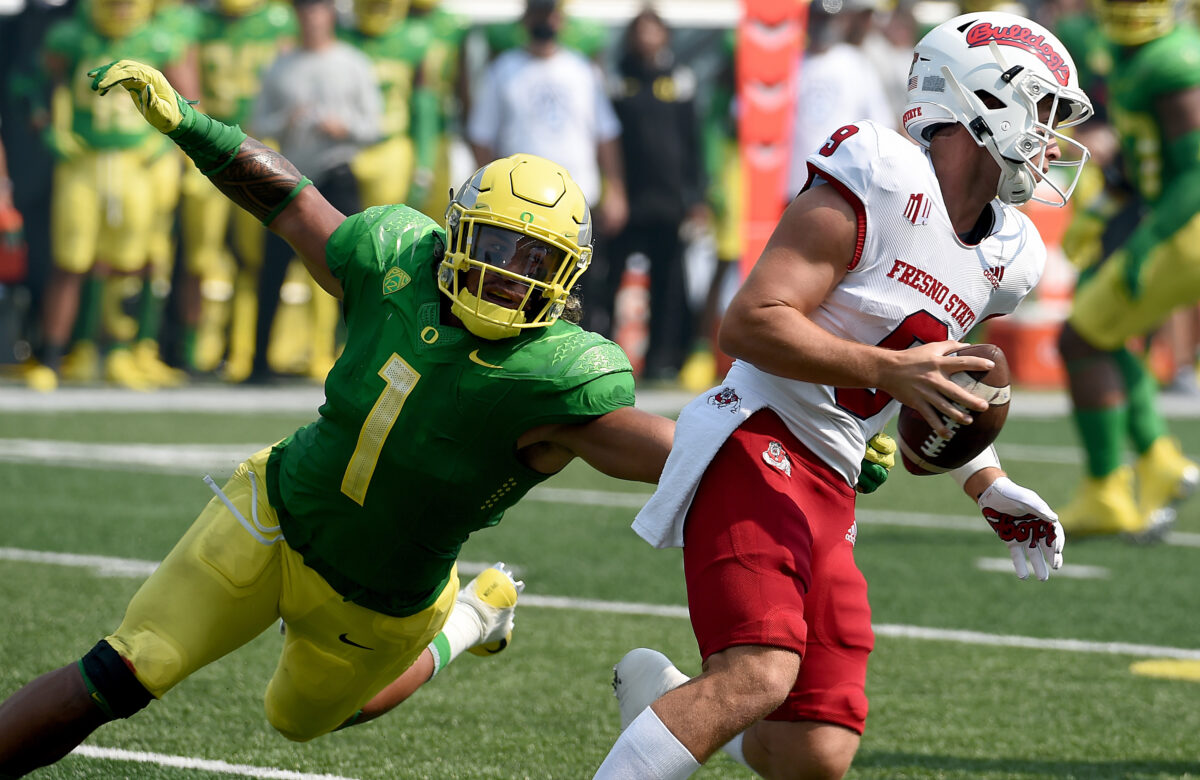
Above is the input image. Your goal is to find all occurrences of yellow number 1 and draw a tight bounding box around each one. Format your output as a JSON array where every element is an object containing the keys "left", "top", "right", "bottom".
[{"left": 341, "top": 353, "right": 420, "bottom": 505}]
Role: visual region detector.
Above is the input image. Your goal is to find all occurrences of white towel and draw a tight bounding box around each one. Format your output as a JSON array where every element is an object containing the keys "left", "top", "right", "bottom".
[{"left": 632, "top": 385, "right": 767, "bottom": 549}]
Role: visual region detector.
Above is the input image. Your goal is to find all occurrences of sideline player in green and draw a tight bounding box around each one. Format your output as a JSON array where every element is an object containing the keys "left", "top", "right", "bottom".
[
  {"left": 1057, "top": 0, "right": 1200, "bottom": 538},
  {"left": 24, "top": 0, "right": 188, "bottom": 392},
  {"left": 0, "top": 59, "right": 895, "bottom": 774},
  {"left": 184, "top": 0, "right": 296, "bottom": 378}
]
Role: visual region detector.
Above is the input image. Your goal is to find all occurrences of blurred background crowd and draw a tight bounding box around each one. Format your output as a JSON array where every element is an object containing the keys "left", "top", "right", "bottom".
[{"left": 0, "top": 0, "right": 1198, "bottom": 398}]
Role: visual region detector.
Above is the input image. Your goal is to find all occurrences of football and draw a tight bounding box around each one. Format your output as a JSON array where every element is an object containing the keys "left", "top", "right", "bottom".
[{"left": 896, "top": 343, "right": 1011, "bottom": 475}]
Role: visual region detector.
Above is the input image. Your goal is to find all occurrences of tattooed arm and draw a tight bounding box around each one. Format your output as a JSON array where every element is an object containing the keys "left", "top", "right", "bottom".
[
  {"left": 212, "top": 138, "right": 344, "bottom": 298},
  {"left": 86, "top": 60, "right": 346, "bottom": 298}
]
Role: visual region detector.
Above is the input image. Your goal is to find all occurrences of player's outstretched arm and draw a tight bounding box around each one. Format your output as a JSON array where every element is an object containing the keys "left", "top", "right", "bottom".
[
  {"left": 87, "top": 59, "right": 343, "bottom": 298},
  {"left": 519, "top": 407, "right": 675, "bottom": 484}
]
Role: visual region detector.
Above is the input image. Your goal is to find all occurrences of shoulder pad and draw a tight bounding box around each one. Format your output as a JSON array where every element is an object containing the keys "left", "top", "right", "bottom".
[
  {"left": 807, "top": 121, "right": 927, "bottom": 202},
  {"left": 502, "top": 324, "right": 631, "bottom": 380},
  {"left": 363, "top": 204, "right": 443, "bottom": 257},
  {"left": 804, "top": 121, "right": 883, "bottom": 199}
]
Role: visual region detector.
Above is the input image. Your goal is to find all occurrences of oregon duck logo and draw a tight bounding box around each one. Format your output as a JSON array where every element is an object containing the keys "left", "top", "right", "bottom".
[{"left": 383, "top": 267, "right": 411, "bottom": 295}]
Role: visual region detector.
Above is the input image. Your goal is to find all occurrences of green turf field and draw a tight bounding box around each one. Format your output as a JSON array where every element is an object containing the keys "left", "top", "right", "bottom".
[{"left": 1, "top": 388, "right": 1198, "bottom": 779}]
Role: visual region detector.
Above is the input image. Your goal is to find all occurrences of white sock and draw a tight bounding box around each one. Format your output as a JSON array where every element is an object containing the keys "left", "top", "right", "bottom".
[
  {"left": 593, "top": 707, "right": 701, "bottom": 779},
  {"left": 721, "top": 732, "right": 754, "bottom": 770},
  {"left": 427, "top": 605, "right": 482, "bottom": 677}
]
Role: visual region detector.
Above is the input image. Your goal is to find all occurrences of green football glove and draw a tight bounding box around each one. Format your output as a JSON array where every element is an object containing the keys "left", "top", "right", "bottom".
[
  {"left": 856, "top": 432, "right": 896, "bottom": 495},
  {"left": 87, "top": 59, "right": 188, "bottom": 134}
]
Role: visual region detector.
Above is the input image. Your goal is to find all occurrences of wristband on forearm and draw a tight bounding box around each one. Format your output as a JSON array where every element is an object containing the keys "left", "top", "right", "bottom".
[
  {"left": 167, "top": 99, "right": 311, "bottom": 225},
  {"left": 167, "top": 98, "right": 247, "bottom": 176},
  {"left": 950, "top": 445, "right": 1001, "bottom": 490}
]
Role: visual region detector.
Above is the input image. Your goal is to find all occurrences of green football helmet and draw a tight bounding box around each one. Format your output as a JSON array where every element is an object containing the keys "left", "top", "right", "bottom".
[
  {"left": 438, "top": 154, "right": 592, "bottom": 340},
  {"left": 1094, "top": 0, "right": 1177, "bottom": 45}
]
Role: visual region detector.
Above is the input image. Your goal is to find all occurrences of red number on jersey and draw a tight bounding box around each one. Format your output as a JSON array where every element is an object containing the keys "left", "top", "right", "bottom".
[
  {"left": 834, "top": 310, "right": 950, "bottom": 419},
  {"left": 819, "top": 125, "right": 860, "bottom": 157}
]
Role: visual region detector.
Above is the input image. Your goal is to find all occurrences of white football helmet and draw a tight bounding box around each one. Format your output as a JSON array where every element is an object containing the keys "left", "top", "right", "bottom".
[{"left": 902, "top": 12, "right": 1094, "bottom": 207}]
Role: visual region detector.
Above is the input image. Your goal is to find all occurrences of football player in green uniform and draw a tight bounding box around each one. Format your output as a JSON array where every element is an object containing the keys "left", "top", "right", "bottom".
[
  {"left": 342, "top": 0, "right": 430, "bottom": 209},
  {"left": 405, "top": 0, "right": 468, "bottom": 220},
  {"left": 24, "top": 0, "right": 189, "bottom": 392},
  {"left": 183, "top": 0, "right": 296, "bottom": 379},
  {"left": 0, "top": 58, "right": 679, "bottom": 772},
  {"left": 1057, "top": 0, "right": 1200, "bottom": 538}
]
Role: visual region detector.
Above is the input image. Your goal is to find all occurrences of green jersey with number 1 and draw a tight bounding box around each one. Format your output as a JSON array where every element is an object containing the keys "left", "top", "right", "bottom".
[{"left": 266, "top": 205, "right": 634, "bottom": 617}]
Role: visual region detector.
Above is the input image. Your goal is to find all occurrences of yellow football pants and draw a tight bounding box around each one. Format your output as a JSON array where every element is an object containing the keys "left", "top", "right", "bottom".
[
  {"left": 1069, "top": 210, "right": 1200, "bottom": 350},
  {"left": 351, "top": 134, "right": 414, "bottom": 209},
  {"left": 51, "top": 149, "right": 154, "bottom": 273},
  {"left": 106, "top": 447, "right": 457, "bottom": 741}
]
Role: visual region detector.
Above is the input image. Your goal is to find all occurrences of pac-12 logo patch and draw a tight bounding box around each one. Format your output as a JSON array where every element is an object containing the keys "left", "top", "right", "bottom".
[
  {"left": 762, "top": 441, "right": 792, "bottom": 476},
  {"left": 708, "top": 386, "right": 742, "bottom": 412},
  {"left": 383, "top": 267, "right": 411, "bottom": 294}
]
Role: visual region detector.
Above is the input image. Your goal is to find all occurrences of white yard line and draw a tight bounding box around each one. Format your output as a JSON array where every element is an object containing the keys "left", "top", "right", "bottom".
[
  {"left": 71, "top": 745, "right": 359, "bottom": 779},
  {"left": 2, "top": 545, "right": 1198, "bottom": 662},
  {"left": 4, "top": 437, "right": 1200, "bottom": 548},
  {"left": 3, "top": 385, "right": 1200, "bottom": 418}
]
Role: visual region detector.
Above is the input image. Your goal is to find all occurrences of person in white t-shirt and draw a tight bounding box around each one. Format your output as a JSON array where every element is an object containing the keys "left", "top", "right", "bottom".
[
  {"left": 595, "top": 12, "right": 1094, "bottom": 780},
  {"left": 785, "top": 0, "right": 894, "bottom": 202},
  {"left": 466, "top": 0, "right": 627, "bottom": 331}
]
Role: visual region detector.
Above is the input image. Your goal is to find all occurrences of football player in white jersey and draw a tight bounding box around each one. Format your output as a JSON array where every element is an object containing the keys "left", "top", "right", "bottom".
[{"left": 595, "top": 12, "right": 1093, "bottom": 780}]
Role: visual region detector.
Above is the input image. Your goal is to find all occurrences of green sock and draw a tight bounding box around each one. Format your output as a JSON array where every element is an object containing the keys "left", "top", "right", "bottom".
[
  {"left": 182, "top": 327, "right": 198, "bottom": 369},
  {"left": 136, "top": 277, "right": 163, "bottom": 343},
  {"left": 72, "top": 275, "right": 103, "bottom": 343},
  {"left": 1073, "top": 406, "right": 1128, "bottom": 478},
  {"left": 1113, "top": 347, "right": 1167, "bottom": 454}
]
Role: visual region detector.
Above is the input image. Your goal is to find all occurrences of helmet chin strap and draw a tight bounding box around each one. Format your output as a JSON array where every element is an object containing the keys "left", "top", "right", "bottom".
[{"left": 996, "top": 161, "right": 1035, "bottom": 205}]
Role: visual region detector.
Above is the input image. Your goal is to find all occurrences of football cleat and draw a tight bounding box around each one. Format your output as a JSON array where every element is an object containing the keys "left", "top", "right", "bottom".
[
  {"left": 1134, "top": 437, "right": 1199, "bottom": 535},
  {"left": 1059, "top": 466, "right": 1149, "bottom": 539},
  {"left": 60, "top": 341, "right": 100, "bottom": 383},
  {"left": 22, "top": 361, "right": 58, "bottom": 392},
  {"left": 133, "top": 340, "right": 187, "bottom": 388},
  {"left": 613, "top": 648, "right": 689, "bottom": 731},
  {"left": 105, "top": 348, "right": 155, "bottom": 391},
  {"left": 461, "top": 562, "right": 524, "bottom": 657}
]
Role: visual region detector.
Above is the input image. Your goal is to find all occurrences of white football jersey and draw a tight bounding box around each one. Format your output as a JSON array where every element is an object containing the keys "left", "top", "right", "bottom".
[
  {"left": 740, "top": 119, "right": 1045, "bottom": 484},
  {"left": 633, "top": 120, "right": 1045, "bottom": 550}
]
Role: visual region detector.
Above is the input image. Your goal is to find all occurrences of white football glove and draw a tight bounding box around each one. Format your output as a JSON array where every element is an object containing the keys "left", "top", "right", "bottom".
[{"left": 977, "top": 476, "right": 1064, "bottom": 581}]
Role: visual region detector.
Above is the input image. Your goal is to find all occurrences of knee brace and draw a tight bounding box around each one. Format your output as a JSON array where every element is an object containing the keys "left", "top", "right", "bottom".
[{"left": 78, "top": 639, "right": 154, "bottom": 719}]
